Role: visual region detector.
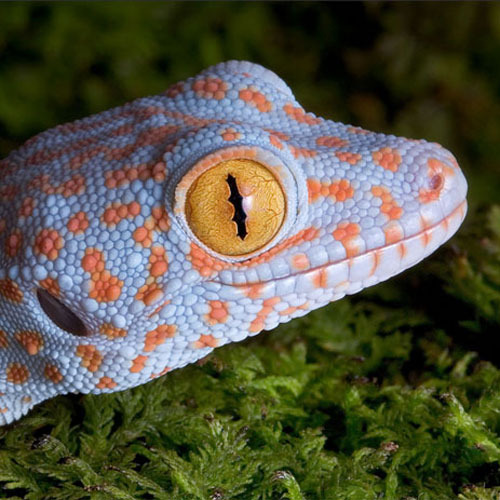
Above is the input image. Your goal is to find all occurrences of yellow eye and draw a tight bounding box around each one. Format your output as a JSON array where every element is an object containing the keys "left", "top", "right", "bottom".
[{"left": 185, "top": 158, "right": 286, "bottom": 256}]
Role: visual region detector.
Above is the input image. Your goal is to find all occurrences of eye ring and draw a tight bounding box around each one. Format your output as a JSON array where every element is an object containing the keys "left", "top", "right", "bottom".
[
  {"left": 174, "top": 146, "right": 303, "bottom": 261},
  {"left": 37, "top": 288, "right": 88, "bottom": 337}
]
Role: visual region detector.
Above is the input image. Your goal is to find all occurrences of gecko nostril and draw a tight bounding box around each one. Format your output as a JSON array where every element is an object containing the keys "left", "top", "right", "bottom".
[
  {"left": 430, "top": 174, "right": 444, "bottom": 191},
  {"left": 37, "top": 289, "right": 88, "bottom": 337}
]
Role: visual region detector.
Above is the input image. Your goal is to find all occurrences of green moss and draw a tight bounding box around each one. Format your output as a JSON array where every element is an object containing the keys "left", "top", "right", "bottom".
[{"left": 0, "top": 3, "right": 499, "bottom": 498}]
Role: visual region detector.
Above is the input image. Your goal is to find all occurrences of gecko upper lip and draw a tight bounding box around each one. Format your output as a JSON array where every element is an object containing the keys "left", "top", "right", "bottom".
[{"left": 212, "top": 198, "right": 467, "bottom": 289}]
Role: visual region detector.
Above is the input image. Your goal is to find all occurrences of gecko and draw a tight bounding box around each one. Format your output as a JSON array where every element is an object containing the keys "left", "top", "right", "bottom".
[{"left": 0, "top": 61, "right": 467, "bottom": 424}]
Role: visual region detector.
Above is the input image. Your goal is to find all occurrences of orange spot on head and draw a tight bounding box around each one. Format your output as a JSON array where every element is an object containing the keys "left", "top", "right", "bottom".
[
  {"left": 144, "top": 324, "right": 177, "bottom": 352},
  {"left": 192, "top": 334, "right": 219, "bottom": 349},
  {"left": 333, "top": 222, "right": 361, "bottom": 258},
  {"left": 372, "top": 147, "right": 402, "bottom": 172},
  {"left": 206, "top": 300, "right": 229, "bottom": 325},
  {"left": 136, "top": 284, "right": 164, "bottom": 307},
  {"left": 243, "top": 283, "right": 264, "bottom": 299},
  {"left": 44, "top": 363, "right": 63, "bottom": 384},
  {"left": 371, "top": 186, "right": 402, "bottom": 220},
  {"left": 6, "top": 363, "right": 29, "bottom": 384},
  {"left": 312, "top": 268, "right": 328, "bottom": 288},
  {"left": 0, "top": 329, "right": 8, "bottom": 348},
  {"left": 67, "top": 211, "right": 89, "bottom": 234},
  {"left": 316, "top": 136, "right": 349, "bottom": 148},
  {"left": 291, "top": 253, "right": 310, "bottom": 271},
  {"left": 96, "top": 376, "right": 117, "bottom": 389},
  {"left": 100, "top": 323, "right": 127, "bottom": 339},
  {"left": 15, "top": 331, "right": 44, "bottom": 355},
  {"left": 335, "top": 151, "right": 362, "bottom": 165},
  {"left": 283, "top": 104, "right": 321, "bottom": 125},
  {"left": 0, "top": 279, "right": 23, "bottom": 303},
  {"left": 383, "top": 222, "right": 404, "bottom": 245},
  {"left": 76, "top": 344, "right": 103, "bottom": 372},
  {"left": 130, "top": 355, "right": 148, "bottom": 373},
  {"left": 192, "top": 77, "right": 227, "bottom": 100},
  {"left": 188, "top": 243, "right": 231, "bottom": 277},
  {"left": 18, "top": 197, "right": 36, "bottom": 217},
  {"left": 34, "top": 228, "right": 64, "bottom": 260},
  {"left": 5, "top": 229, "right": 23, "bottom": 257}
]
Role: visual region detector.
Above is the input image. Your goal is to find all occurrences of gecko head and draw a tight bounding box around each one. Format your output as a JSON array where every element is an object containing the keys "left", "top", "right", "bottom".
[{"left": 0, "top": 60, "right": 467, "bottom": 424}]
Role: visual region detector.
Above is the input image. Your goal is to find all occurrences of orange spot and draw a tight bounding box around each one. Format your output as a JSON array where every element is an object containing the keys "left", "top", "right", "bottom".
[
  {"left": 82, "top": 249, "right": 123, "bottom": 303},
  {"left": 269, "top": 134, "right": 284, "bottom": 149},
  {"left": 383, "top": 221, "right": 404, "bottom": 245},
  {"left": 39, "top": 277, "right": 60, "bottom": 297},
  {"left": 371, "top": 186, "right": 402, "bottom": 220},
  {"left": 100, "top": 323, "right": 127, "bottom": 339},
  {"left": 316, "top": 136, "right": 348, "bottom": 148},
  {"left": 291, "top": 253, "right": 309, "bottom": 270},
  {"left": 18, "top": 197, "right": 36, "bottom": 217},
  {"left": 333, "top": 222, "right": 361, "bottom": 258},
  {"left": 96, "top": 376, "right": 117, "bottom": 389},
  {"left": 369, "top": 250, "right": 381, "bottom": 277},
  {"left": 239, "top": 87, "right": 272, "bottom": 112},
  {"left": 308, "top": 178, "right": 354, "bottom": 203},
  {"left": 136, "top": 283, "right": 163, "bottom": 307},
  {"left": 101, "top": 201, "right": 141, "bottom": 226},
  {"left": 0, "top": 279, "right": 23, "bottom": 303},
  {"left": 335, "top": 151, "right": 362, "bottom": 165},
  {"left": 372, "top": 147, "right": 402, "bottom": 172},
  {"left": 263, "top": 129, "right": 290, "bottom": 142},
  {"left": 6, "top": 363, "right": 29, "bottom": 384},
  {"left": 249, "top": 297, "right": 281, "bottom": 333},
  {"left": 105, "top": 162, "right": 166, "bottom": 189},
  {"left": 398, "top": 243, "right": 407, "bottom": 259},
  {"left": 131, "top": 355, "right": 148, "bottom": 373},
  {"left": 67, "top": 211, "right": 89, "bottom": 234},
  {"left": 279, "top": 301, "right": 309, "bottom": 316},
  {"left": 283, "top": 104, "right": 321, "bottom": 125},
  {"left": 34, "top": 228, "right": 63, "bottom": 260},
  {"left": 149, "top": 246, "right": 168, "bottom": 277},
  {"left": 220, "top": 127, "right": 242, "bottom": 141},
  {"left": 144, "top": 324, "right": 177, "bottom": 352},
  {"left": 192, "top": 77, "right": 227, "bottom": 100},
  {"left": 192, "top": 334, "right": 219, "bottom": 349},
  {"left": 76, "top": 345, "right": 103, "bottom": 373},
  {"left": 15, "top": 331, "right": 44, "bottom": 355},
  {"left": 188, "top": 243, "right": 231, "bottom": 277},
  {"left": 206, "top": 301, "right": 229, "bottom": 325},
  {"left": 5, "top": 229, "right": 23, "bottom": 257},
  {"left": 0, "top": 185, "right": 18, "bottom": 202},
  {"left": 0, "top": 329, "right": 8, "bottom": 348},
  {"left": 289, "top": 145, "right": 317, "bottom": 159},
  {"left": 133, "top": 226, "right": 151, "bottom": 247},
  {"left": 312, "top": 268, "right": 328, "bottom": 288},
  {"left": 44, "top": 363, "right": 63, "bottom": 384},
  {"left": 243, "top": 283, "right": 264, "bottom": 299}
]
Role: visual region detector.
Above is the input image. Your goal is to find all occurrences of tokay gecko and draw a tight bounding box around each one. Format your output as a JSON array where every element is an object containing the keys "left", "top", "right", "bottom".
[{"left": 0, "top": 61, "right": 467, "bottom": 424}]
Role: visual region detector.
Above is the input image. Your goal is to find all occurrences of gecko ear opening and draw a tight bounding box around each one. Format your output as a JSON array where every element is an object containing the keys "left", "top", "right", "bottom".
[{"left": 37, "top": 289, "right": 88, "bottom": 337}]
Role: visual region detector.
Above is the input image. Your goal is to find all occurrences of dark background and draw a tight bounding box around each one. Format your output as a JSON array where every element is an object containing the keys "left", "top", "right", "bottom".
[{"left": 1, "top": 3, "right": 498, "bottom": 210}]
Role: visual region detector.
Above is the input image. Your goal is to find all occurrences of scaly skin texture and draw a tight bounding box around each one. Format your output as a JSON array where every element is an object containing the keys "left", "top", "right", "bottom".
[{"left": 0, "top": 61, "right": 467, "bottom": 424}]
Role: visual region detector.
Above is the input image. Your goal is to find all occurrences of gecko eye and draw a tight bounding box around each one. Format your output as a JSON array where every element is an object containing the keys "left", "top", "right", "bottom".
[
  {"left": 37, "top": 288, "right": 88, "bottom": 336},
  {"left": 184, "top": 158, "right": 286, "bottom": 256}
]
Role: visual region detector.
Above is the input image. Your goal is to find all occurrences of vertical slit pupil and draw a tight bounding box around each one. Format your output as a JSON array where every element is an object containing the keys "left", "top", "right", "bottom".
[{"left": 226, "top": 174, "right": 248, "bottom": 240}]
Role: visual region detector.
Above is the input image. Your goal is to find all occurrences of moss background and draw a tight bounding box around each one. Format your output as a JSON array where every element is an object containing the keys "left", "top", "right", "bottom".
[{"left": 0, "top": 3, "right": 499, "bottom": 499}]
